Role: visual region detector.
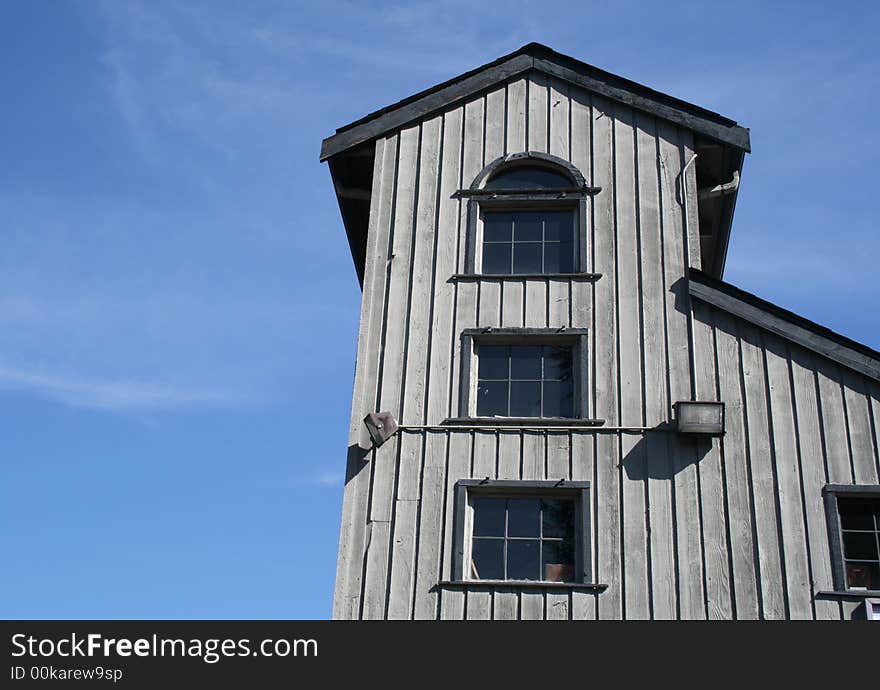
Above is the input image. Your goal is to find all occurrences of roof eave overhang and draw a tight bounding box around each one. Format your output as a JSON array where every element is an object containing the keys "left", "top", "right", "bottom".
[
  {"left": 706, "top": 148, "right": 746, "bottom": 279},
  {"left": 688, "top": 269, "right": 880, "bottom": 382}
]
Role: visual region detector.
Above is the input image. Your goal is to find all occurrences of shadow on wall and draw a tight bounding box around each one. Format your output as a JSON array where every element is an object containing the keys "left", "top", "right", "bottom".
[
  {"left": 620, "top": 428, "right": 714, "bottom": 481},
  {"left": 347, "top": 430, "right": 717, "bottom": 486},
  {"left": 345, "top": 443, "right": 372, "bottom": 485}
]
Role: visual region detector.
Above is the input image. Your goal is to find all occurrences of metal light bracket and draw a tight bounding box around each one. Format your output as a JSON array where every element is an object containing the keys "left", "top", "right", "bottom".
[{"left": 363, "top": 412, "right": 399, "bottom": 448}]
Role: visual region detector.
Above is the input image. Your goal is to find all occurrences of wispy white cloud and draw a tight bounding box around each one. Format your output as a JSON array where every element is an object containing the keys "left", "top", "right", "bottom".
[
  {"left": 312, "top": 471, "right": 344, "bottom": 487},
  {"left": 289, "top": 471, "right": 344, "bottom": 488},
  {"left": 95, "top": 0, "right": 526, "bottom": 163},
  {"left": 0, "top": 364, "right": 245, "bottom": 411},
  {"left": 0, "top": 190, "right": 357, "bottom": 413}
]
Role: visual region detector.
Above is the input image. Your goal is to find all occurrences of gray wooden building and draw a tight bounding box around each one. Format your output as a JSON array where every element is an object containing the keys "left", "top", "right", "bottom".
[{"left": 321, "top": 43, "right": 880, "bottom": 620}]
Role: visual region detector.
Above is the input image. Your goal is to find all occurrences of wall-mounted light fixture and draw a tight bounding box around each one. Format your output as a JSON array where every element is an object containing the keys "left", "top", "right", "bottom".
[
  {"left": 363, "top": 412, "right": 399, "bottom": 448},
  {"left": 674, "top": 401, "right": 725, "bottom": 435}
]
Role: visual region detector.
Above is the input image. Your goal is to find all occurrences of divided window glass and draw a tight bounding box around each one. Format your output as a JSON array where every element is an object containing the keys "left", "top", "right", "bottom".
[
  {"left": 482, "top": 210, "right": 576, "bottom": 274},
  {"left": 838, "top": 497, "right": 880, "bottom": 590},
  {"left": 470, "top": 496, "right": 576, "bottom": 582},
  {"left": 476, "top": 344, "right": 574, "bottom": 418}
]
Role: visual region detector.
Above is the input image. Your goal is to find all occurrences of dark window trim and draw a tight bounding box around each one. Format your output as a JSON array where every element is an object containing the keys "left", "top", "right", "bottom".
[
  {"left": 458, "top": 328, "right": 589, "bottom": 420},
  {"left": 815, "top": 589, "right": 880, "bottom": 599},
  {"left": 461, "top": 153, "right": 594, "bottom": 275},
  {"left": 450, "top": 272, "right": 602, "bottom": 282},
  {"left": 452, "top": 479, "right": 593, "bottom": 585},
  {"left": 456, "top": 188, "right": 600, "bottom": 198},
  {"left": 441, "top": 417, "right": 605, "bottom": 427},
  {"left": 823, "top": 483, "right": 880, "bottom": 592},
  {"left": 476, "top": 202, "right": 582, "bottom": 276},
  {"left": 436, "top": 580, "right": 607, "bottom": 591},
  {"left": 465, "top": 199, "right": 588, "bottom": 274}
]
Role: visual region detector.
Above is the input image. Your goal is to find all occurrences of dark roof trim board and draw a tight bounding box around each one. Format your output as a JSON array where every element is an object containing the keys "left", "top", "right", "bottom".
[
  {"left": 688, "top": 269, "right": 880, "bottom": 382},
  {"left": 320, "top": 43, "right": 750, "bottom": 161}
]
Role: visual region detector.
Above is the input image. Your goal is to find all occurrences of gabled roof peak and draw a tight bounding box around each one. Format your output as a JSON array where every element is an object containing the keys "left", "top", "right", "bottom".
[{"left": 321, "top": 41, "right": 750, "bottom": 161}]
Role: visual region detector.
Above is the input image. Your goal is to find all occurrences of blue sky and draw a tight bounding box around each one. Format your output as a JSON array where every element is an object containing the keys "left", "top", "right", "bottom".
[{"left": 1, "top": 1, "right": 877, "bottom": 619}]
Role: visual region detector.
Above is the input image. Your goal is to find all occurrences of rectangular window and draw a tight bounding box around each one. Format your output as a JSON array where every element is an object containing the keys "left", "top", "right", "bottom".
[
  {"left": 456, "top": 328, "right": 593, "bottom": 423},
  {"left": 824, "top": 485, "right": 880, "bottom": 592},
  {"left": 476, "top": 344, "right": 574, "bottom": 418},
  {"left": 453, "top": 480, "right": 591, "bottom": 584},
  {"left": 481, "top": 210, "right": 576, "bottom": 274},
  {"left": 471, "top": 496, "right": 576, "bottom": 581}
]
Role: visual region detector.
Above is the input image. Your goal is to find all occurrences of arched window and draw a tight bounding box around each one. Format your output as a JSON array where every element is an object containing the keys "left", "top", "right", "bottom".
[
  {"left": 460, "top": 153, "right": 599, "bottom": 277},
  {"left": 483, "top": 165, "right": 573, "bottom": 190}
]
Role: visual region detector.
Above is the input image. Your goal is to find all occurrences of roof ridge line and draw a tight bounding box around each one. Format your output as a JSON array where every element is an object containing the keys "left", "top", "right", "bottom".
[{"left": 320, "top": 43, "right": 750, "bottom": 161}]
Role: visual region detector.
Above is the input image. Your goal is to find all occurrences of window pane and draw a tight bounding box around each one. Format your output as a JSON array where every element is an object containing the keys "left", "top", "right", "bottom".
[
  {"left": 544, "top": 211, "right": 575, "bottom": 241},
  {"left": 507, "top": 539, "right": 540, "bottom": 580},
  {"left": 478, "top": 345, "right": 509, "bottom": 380},
  {"left": 509, "top": 381, "right": 541, "bottom": 417},
  {"left": 473, "top": 497, "right": 506, "bottom": 537},
  {"left": 509, "top": 346, "right": 542, "bottom": 379},
  {"left": 846, "top": 562, "right": 880, "bottom": 590},
  {"left": 541, "top": 499, "right": 575, "bottom": 539},
  {"left": 484, "top": 166, "right": 572, "bottom": 190},
  {"left": 512, "top": 242, "right": 542, "bottom": 273},
  {"left": 508, "top": 498, "right": 541, "bottom": 537},
  {"left": 842, "top": 531, "right": 878, "bottom": 560},
  {"left": 476, "top": 380, "right": 508, "bottom": 417},
  {"left": 839, "top": 499, "right": 878, "bottom": 530},
  {"left": 482, "top": 242, "right": 511, "bottom": 274},
  {"left": 513, "top": 215, "right": 542, "bottom": 242},
  {"left": 543, "top": 345, "right": 572, "bottom": 380},
  {"left": 544, "top": 240, "right": 574, "bottom": 273},
  {"left": 483, "top": 213, "right": 514, "bottom": 242},
  {"left": 542, "top": 540, "right": 575, "bottom": 582},
  {"left": 542, "top": 379, "right": 574, "bottom": 418},
  {"left": 471, "top": 538, "right": 504, "bottom": 580}
]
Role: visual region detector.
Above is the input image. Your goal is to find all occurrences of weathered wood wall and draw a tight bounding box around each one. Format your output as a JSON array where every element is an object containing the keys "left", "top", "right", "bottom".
[
  {"left": 691, "top": 301, "right": 880, "bottom": 620},
  {"left": 332, "top": 72, "right": 880, "bottom": 619}
]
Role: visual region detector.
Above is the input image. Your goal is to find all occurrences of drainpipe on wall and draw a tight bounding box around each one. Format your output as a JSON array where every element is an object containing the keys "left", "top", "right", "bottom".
[{"left": 681, "top": 153, "right": 698, "bottom": 402}]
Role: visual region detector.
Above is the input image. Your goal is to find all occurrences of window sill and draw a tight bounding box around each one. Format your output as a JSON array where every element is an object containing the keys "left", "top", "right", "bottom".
[
  {"left": 451, "top": 272, "right": 602, "bottom": 282},
  {"left": 815, "top": 590, "right": 880, "bottom": 599},
  {"left": 442, "top": 417, "right": 605, "bottom": 428},
  {"left": 438, "top": 580, "right": 608, "bottom": 592}
]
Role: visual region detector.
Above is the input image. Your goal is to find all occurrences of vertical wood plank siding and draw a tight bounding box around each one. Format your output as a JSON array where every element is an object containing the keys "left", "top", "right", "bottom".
[{"left": 333, "top": 73, "right": 880, "bottom": 619}]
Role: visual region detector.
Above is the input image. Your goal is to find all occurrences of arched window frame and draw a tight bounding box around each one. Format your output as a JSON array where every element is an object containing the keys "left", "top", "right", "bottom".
[{"left": 456, "top": 152, "right": 601, "bottom": 277}]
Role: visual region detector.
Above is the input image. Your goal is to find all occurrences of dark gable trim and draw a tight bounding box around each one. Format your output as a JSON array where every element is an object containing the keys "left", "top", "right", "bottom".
[
  {"left": 532, "top": 57, "right": 750, "bottom": 152},
  {"left": 320, "top": 43, "right": 750, "bottom": 161},
  {"left": 320, "top": 54, "right": 533, "bottom": 161},
  {"left": 688, "top": 269, "right": 880, "bottom": 382}
]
